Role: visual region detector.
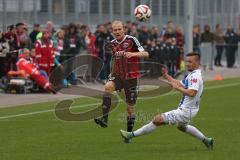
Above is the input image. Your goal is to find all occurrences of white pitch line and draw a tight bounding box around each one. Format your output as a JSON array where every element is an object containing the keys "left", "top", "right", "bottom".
[
  {"left": 0, "top": 82, "right": 240, "bottom": 120},
  {"left": 204, "top": 82, "right": 240, "bottom": 90},
  {"left": 0, "top": 102, "right": 101, "bottom": 120}
]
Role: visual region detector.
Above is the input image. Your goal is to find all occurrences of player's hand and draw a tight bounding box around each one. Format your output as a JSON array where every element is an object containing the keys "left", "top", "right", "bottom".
[
  {"left": 161, "top": 67, "right": 168, "bottom": 78},
  {"left": 124, "top": 52, "right": 136, "bottom": 58}
]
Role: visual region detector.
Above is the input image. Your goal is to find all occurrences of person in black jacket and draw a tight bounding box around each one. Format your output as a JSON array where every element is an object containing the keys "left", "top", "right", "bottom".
[
  {"left": 165, "top": 38, "right": 179, "bottom": 77},
  {"left": 193, "top": 25, "right": 201, "bottom": 54},
  {"left": 63, "top": 23, "right": 82, "bottom": 85},
  {"left": 0, "top": 31, "right": 10, "bottom": 78},
  {"left": 95, "top": 24, "right": 108, "bottom": 83},
  {"left": 225, "top": 26, "right": 239, "bottom": 68},
  {"left": 29, "top": 24, "right": 40, "bottom": 44},
  {"left": 138, "top": 25, "right": 150, "bottom": 49},
  {"left": 104, "top": 23, "right": 114, "bottom": 80}
]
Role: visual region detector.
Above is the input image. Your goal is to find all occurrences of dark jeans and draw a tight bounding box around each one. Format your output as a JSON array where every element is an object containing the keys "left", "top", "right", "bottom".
[
  {"left": 225, "top": 46, "right": 237, "bottom": 68},
  {"left": 0, "top": 57, "right": 7, "bottom": 78},
  {"left": 215, "top": 45, "right": 224, "bottom": 66}
]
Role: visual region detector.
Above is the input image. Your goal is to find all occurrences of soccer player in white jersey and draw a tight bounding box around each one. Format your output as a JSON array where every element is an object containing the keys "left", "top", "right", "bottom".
[{"left": 120, "top": 52, "right": 214, "bottom": 149}]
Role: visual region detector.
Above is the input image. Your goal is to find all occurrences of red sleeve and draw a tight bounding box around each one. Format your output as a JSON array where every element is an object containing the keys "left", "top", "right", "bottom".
[{"left": 35, "top": 41, "right": 42, "bottom": 63}]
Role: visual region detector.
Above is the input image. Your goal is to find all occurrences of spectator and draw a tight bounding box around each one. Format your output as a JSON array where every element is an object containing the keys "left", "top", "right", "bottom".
[
  {"left": 53, "top": 29, "right": 65, "bottom": 63},
  {"left": 81, "top": 25, "right": 100, "bottom": 82},
  {"left": 52, "top": 29, "right": 67, "bottom": 87},
  {"left": 165, "top": 37, "right": 179, "bottom": 77},
  {"left": 46, "top": 21, "right": 56, "bottom": 35},
  {"left": 124, "top": 25, "right": 130, "bottom": 35},
  {"left": 201, "top": 25, "right": 214, "bottom": 43},
  {"left": 4, "top": 25, "right": 16, "bottom": 44},
  {"left": 5, "top": 22, "right": 27, "bottom": 72},
  {"left": 139, "top": 25, "right": 150, "bottom": 49},
  {"left": 225, "top": 26, "right": 239, "bottom": 68},
  {"left": 63, "top": 23, "right": 82, "bottom": 85},
  {"left": 175, "top": 26, "right": 184, "bottom": 73},
  {"left": 76, "top": 23, "right": 83, "bottom": 35},
  {"left": 35, "top": 30, "right": 55, "bottom": 76},
  {"left": 104, "top": 22, "right": 114, "bottom": 78},
  {"left": 146, "top": 40, "right": 159, "bottom": 77},
  {"left": 149, "top": 25, "right": 159, "bottom": 42},
  {"left": 0, "top": 31, "right": 10, "bottom": 78},
  {"left": 12, "top": 22, "right": 25, "bottom": 50},
  {"left": 214, "top": 24, "right": 225, "bottom": 67},
  {"left": 158, "top": 36, "right": 167, "bottom": 65},
  {"left": 64, "top": 23, "right": 82, "bottom": 59},
  {"left": 125, "top": 21, "right": 132, "bottom": 35},
  {"left": 130, "top": 23, "right": 139, "bottom": 38},
  {"left": 29, "top": 24, "right": 40, "bottom": 44},
  {"left": 164, "top": 21, "right": 176, "bottom": 40},
  {"left": 201, "top": 24, "right": 214, "bottom": 70},
  {"left": 95, "top": 24, "right": 107, "bottom": 83},
  {"left": 193, "top": 24, "right": 201, "bottom": 54},
  {"left": 60, "top": 25, "right": 69, "bottom": 38},
  {"left": 94, "top": 24, "right": 102, "bottom": 38},
  {"left": 22, "top": 26, "right": 32, "bottom": 49},
  {"left": 167, "top": 20, "right": 175, "bottom": 31}
]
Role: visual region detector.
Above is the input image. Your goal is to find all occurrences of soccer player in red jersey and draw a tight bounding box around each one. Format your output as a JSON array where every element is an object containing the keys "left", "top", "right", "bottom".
[{"left": 94, "top": 20, "right": 149, "bottom": 142}]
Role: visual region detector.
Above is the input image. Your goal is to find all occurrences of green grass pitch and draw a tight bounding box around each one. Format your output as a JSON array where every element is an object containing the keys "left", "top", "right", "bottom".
[{"left": 0, "top": 78, "right": 240, "bottom": 160}]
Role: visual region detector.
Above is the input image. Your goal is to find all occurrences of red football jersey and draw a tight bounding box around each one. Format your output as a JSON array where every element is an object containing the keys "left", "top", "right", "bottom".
[{"left": 110, "top": 35, "right": 144, "bottom": 80}]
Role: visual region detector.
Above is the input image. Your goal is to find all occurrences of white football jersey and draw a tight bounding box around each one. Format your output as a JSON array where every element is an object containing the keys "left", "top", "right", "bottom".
[{"left": 179, "top": 69, "right": 203, "bottom": 111}]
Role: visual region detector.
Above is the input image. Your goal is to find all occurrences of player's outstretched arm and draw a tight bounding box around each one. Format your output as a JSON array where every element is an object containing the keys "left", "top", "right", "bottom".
[
  {"left": 171, "top": 82, "right": 197, "bottom": 97},
  {"left": 161, "top": 67, "right": 182, "bottom": 86},
  {"left": 124, "top": 51, "right": 149, "bottom": 58},
  {"left": 162, "top": 68, "right": 197, "bottom": 97}
]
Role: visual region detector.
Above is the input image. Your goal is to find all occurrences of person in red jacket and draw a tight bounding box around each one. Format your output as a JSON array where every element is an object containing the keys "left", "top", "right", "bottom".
[
  {"left": 94, "top": 20, "right": 149, "bottom": 143},
  {"left": 8, "top": 48, "right": 55, "bottom": 93},
  {"left": 35, "top": 30, "right": 55, "bottom": 76}
]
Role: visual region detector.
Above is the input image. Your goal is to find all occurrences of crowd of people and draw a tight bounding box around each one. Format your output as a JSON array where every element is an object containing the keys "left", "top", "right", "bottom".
[
  {"left": 0, "top": 20, "right": 239, "bottom": 91},
  {"left": 193, "top": 23, "right": 240, "bottom": 69}
]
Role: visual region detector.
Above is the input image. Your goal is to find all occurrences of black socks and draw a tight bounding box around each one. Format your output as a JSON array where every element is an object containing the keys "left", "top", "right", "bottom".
[
  {"left": 127, "top": 115, "right": 136, "bottom": 132},
  {"left": 101, "top": 94, "right": 111, "bottom": 122}
]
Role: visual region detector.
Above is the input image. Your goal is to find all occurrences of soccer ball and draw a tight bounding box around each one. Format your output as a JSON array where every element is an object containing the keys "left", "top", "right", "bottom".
[{"left": 134, "top": 4, "right": 151, "bottom": 22}]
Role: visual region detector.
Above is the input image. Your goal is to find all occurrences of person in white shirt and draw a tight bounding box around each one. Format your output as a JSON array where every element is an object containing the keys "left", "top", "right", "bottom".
[{"left": 120, "top": 52, "right": 214, "bottom": 149}]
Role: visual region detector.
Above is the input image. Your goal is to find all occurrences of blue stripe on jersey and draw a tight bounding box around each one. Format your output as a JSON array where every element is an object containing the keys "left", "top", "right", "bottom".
[{"left": 179, "top": 78, "right": 188, "bottom": 108}]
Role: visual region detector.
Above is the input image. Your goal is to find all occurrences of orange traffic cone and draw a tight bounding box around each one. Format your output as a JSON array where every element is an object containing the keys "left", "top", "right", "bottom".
[{"left": 214, "top": 74, "right": 223, "bottom": 81}]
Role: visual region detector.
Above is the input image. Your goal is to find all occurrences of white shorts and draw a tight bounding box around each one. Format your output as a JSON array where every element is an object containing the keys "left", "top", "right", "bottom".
[{"left": 162, "top": 108, "right": 199, "bottom": 125}]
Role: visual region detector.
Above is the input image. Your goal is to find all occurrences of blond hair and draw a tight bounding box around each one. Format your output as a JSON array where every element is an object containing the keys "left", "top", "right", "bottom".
[{"left": 112, "top": 20, "right": 124, "bottom": 28}]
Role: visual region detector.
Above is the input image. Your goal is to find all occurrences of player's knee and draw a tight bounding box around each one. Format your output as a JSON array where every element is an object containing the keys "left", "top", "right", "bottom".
[
  {"left": 104, "top": 82, "right": 114, "bottom": 93},
  {"left": 152, "top": 114, "right": 164, "bottom": 126},
  {"left": 177, "top": 125, "right": 186, "bottom": 132}
]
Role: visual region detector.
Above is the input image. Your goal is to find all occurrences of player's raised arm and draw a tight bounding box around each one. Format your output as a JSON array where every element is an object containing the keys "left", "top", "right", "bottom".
[{"left": 161, "top": 67, "right": 183, "bottom": 87}]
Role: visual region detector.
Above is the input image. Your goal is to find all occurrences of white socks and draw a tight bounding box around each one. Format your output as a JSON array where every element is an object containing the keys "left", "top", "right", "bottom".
[
  {"left": 185, "top": 125, "right": 205, "bottom": 140},
  {"left": 133, "top": 122, "right": 157, "bottom": 137},
  {"left": 132, "top": 122, "right": 205, "bottom": 141}
]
